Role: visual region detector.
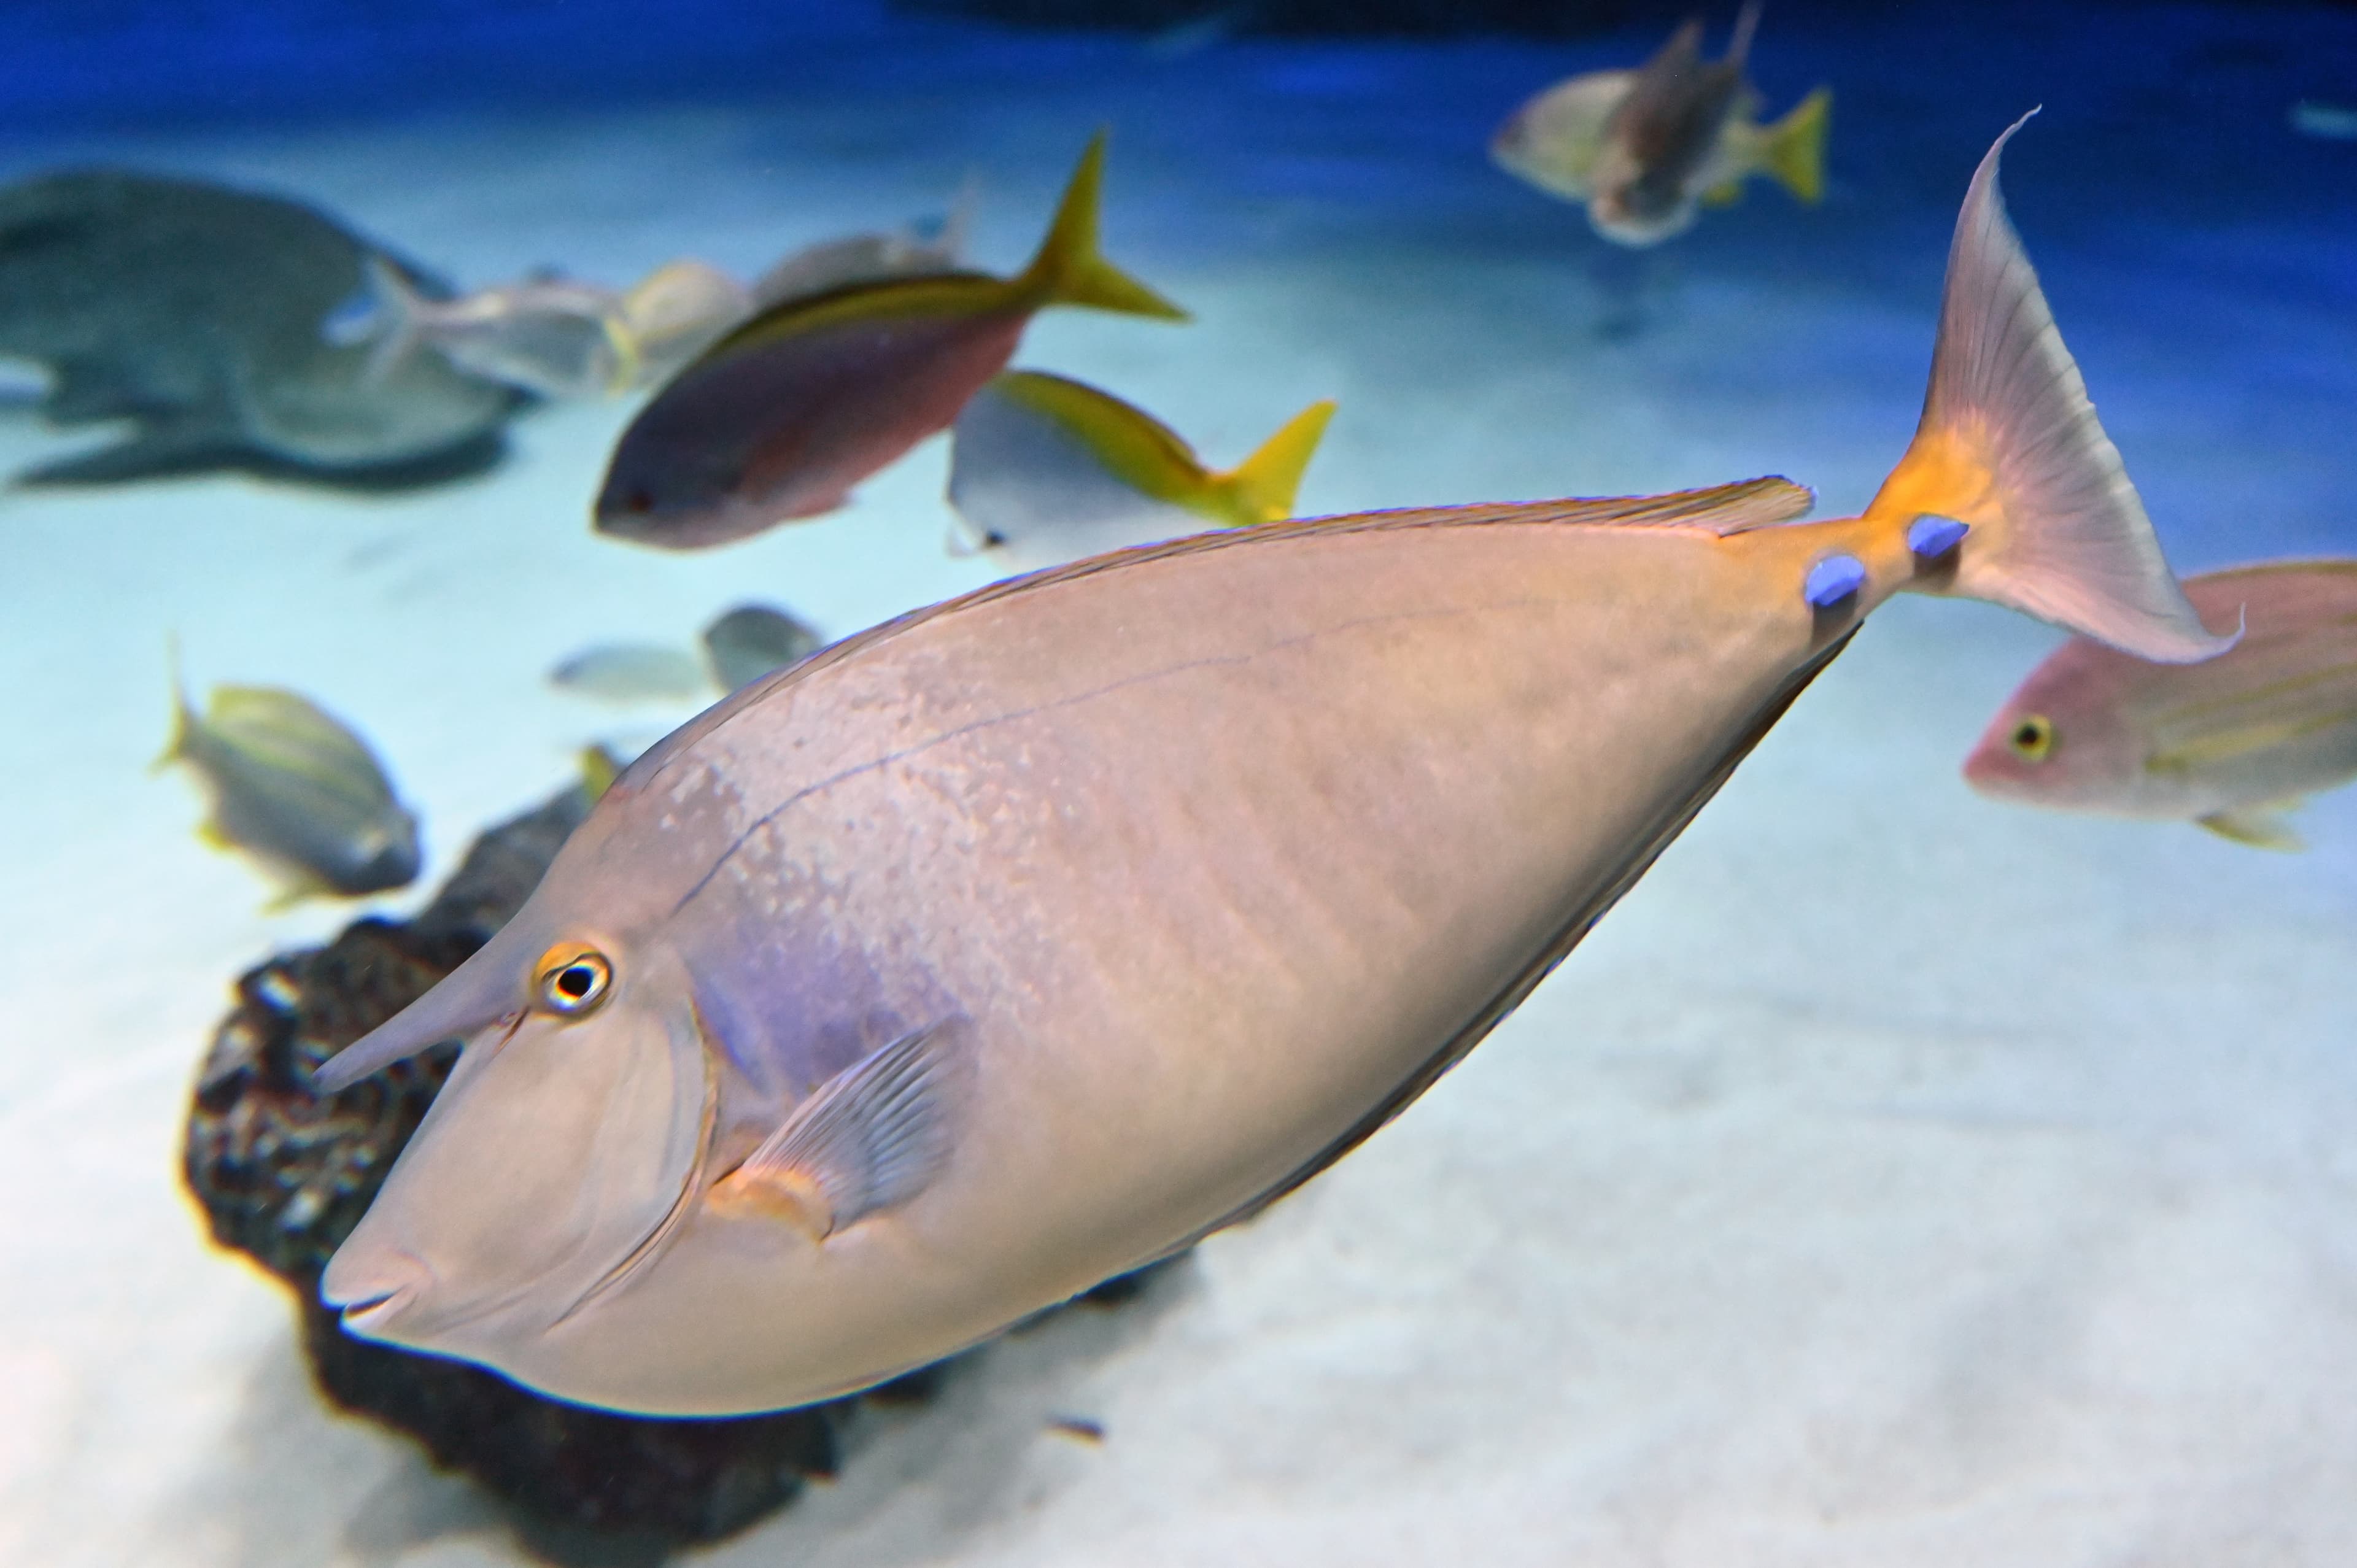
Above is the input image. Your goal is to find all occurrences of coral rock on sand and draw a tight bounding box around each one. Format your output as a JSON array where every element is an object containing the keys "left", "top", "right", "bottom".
[{"left": 184, "top": 779, "right": 1155, "bottom": 1543}]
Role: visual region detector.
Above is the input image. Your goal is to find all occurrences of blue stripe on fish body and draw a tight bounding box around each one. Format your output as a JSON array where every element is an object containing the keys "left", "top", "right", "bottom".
[
  {"left": 1803, "top": 553, "right": 1868, "bottom": 609},
  {"left": 1906, "top": 514, "right": 1970, "bottom": 559}
]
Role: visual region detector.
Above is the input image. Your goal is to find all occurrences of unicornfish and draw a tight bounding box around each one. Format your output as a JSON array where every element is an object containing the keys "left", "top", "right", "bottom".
[
  {"left": 315, "top": 118, "right": 2227, "bottom": 1416},
  {"left": 1965, "top": 558, "right": 2357, "bottom": 849},
  {"left": 946, "top": 370, "right": 1336, "bottom": 572},
  {"left": 592, "top": 131, "right": 1186, "bottom": 550}
]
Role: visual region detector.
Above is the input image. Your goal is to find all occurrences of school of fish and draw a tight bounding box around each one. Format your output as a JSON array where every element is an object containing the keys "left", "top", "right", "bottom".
[{"left": 67, "top": 13, "right": 2343, "bottom": 1438}]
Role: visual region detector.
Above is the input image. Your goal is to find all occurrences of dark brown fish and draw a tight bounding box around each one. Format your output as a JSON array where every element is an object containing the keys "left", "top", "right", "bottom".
[{"left": 593, "top": 132, "right": 1185, "bottom": 551}]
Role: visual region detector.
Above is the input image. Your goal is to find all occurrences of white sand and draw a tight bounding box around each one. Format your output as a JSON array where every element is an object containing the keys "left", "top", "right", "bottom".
[{"left": 3, "top": 7, "right": 2355, "bottom": 1565}]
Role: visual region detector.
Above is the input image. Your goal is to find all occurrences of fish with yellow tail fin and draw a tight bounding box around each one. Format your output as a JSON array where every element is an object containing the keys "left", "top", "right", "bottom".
[
  {"left": 1490, "top": 4, "right": 1830, "bottom": 245},
  {"left": 946, "top": 371, "right": 1336, "bottom": 572},
  {"left": 159, "top": 650, "right": 421, "bottom": 906},
  {"left": 594, "top": 130, "right": 1187, "bottom": 550},
  {"left": 314, "top": 118, "right": 2223, "bottom": 1418},
  {"left": 1965, "top": 560, "right": 2357, "bottom": 849}
]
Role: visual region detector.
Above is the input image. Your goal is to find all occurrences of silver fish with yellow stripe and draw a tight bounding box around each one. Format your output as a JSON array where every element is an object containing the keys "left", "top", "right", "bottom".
[
  {"left": 947, "top": 371, "right": 1336, "bottom": 572},
  {"left": 314, "top": 119, "right": 2224, "bottom": 1416}
]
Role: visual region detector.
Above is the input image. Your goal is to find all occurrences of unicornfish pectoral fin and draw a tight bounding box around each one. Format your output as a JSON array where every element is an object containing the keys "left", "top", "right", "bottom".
[
  {"left": 308, "top": 937, "right": 527, "bottom": 1092},
  {"left": 1867, "top": 112, "right": 2234, "bottom": 665},
  {"left": 713, "top": 1024, "right": 956, "bottom": 1241},
  {"left": 2197, "top": 804, "right": 2306, "bottom": 852}
]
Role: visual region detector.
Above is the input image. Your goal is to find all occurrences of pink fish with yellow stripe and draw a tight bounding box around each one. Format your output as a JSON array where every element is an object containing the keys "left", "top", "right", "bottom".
[
  {"left": 1967, "top": 560, "right": 2357, "bottom": 848},
  {"left": 594, "top": 131, "right": 1186, "bottom": 550},
  {"left": 315, "top": 118, "right": 2225, "bottom": 1418}
]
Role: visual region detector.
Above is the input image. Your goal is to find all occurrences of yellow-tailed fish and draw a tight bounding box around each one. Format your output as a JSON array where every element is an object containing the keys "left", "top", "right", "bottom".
[
  {"left": 1490, "top": 4, "right": 1830, "bottom": 246},
  {"left": 594, "top": 131, "right": 1186, "bottom": 551},
  {"left": 314, "top": 120, "right": 2226, "bottom": 1416},
  {"left": 1966, "top": 560, "right": 2357, "bottom": 849},
  {"left": 331, "top": 257, "right": 638, "bottom": 401},
  {"left": 946, "top": 371, "right": 1336, "bottom": 571},
  {"left": 160, "top": 654, "right": 420, "bottom": 906}
]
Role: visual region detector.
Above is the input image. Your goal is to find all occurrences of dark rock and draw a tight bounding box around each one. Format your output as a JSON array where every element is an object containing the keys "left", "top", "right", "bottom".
[{"left": 183, "top": 778, "right": 1159, "bottom": 1547}]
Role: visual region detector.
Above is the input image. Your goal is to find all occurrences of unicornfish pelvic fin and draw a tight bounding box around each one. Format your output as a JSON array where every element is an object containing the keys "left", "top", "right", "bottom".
[{"left": 711, "top": 1024, "right": 956, "bottom": 1240}]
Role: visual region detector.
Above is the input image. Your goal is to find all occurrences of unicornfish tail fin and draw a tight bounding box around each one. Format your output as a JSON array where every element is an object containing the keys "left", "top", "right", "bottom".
[
  {"left": 1217, "top": 398, "right": 1339, "bottom": 523},
  {"left": 1760, "top": 85, "right": 1831, "bottom": 204},
  {"left": 1016, "top": 129, "right": 1190, "bottom": 322},
  {"left": 1868, "top": 113, "right": 2232, "bottom": 664}
]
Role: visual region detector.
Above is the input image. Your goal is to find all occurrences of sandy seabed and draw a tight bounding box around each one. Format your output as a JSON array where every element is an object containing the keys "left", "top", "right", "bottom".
[{"left": 3, "top": 6, "right": 2355, "bottom": 1564}]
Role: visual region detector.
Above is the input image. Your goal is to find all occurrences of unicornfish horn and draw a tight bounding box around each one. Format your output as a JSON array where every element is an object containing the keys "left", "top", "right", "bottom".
[{"left": 309, "top": 937, "right": 526, "bottom": 1094}]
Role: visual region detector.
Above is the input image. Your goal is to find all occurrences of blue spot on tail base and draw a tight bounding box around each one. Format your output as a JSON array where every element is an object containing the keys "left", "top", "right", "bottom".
[
  {"left": 1906, "top": 514, "right": 1970, "bottom": 558},
  {"left": 1803, "top": 554, "right": 1867, "bottom": 609}
]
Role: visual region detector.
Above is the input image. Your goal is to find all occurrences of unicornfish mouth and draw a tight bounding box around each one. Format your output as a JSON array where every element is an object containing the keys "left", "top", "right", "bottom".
[
  {"left": 337, "top": 1284, "right": 414, "bottom": 1333},
  {"left": 321, "top": 1249, "right": 429, "bottom": 1336}
]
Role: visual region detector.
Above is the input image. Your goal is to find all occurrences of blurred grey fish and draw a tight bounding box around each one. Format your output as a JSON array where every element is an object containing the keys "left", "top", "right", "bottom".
[
  {"left": 548, "top": 643, "right": 713, "bottom": 705},
  {"left": 159, "top": 657, "right": 421, "bottom": 907},
  {"left": 700, "top": 604, "right": 825, "bottom": 691},
  {"left": 616, "top": 260, "right": 755, "bottom": 386},
  {"left": 330, "top": 257, "right": 635, "bottom": 401},
  {"left": 0, "top": 169, "right": 521, "bottom": 487},
  {"left": 2290, "top": 99, "right": 2357, "bottom": 139},
  {"left": 746, "top": 190, "right": 974, "bottom": 312}
]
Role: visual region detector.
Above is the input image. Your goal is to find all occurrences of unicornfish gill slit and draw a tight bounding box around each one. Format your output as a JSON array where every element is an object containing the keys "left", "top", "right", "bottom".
[{"left": 316, "top": 117, "right": 2223, "bottom": 1417}]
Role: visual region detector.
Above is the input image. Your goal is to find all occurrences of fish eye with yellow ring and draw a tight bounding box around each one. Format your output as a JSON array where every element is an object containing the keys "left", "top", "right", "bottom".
[
  {"left": 2007, "top": 713, "right": 2056, "bottom": 762},
  {"left": 536, "top": 946, "right": 614, "bottom": 1016}
]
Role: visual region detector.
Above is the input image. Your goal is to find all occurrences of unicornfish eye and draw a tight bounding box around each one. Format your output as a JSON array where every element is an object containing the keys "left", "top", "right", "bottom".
[
  {"left": 2008, "top": 714, "right": 2056, "bottom": 762},
  {"left": 536, "top": 948, "right": 613, "bottom": 1015}
]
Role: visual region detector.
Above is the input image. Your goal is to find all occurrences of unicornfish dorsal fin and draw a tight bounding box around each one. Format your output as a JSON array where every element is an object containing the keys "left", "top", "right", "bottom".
[
  {"left": 1867, "top": 112, "right": 2232, "bottom": 664},
  {"left": 712, "top": 1024, "right": 956, "bottom": 1240}
]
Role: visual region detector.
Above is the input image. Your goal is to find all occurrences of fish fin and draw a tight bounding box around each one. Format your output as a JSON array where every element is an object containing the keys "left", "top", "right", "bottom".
[
  {"left": 153, "top": 633, "right": 198, "bottom": 772},
  {"left": 1700, "top": 179, "right": 1746, "bottom": 207},
  {"left": 14, "top": 417, "right": 233, "bottom": 486},
  {"left": 1218, "top": 398, "right": 1337, "bottom": 523},
  {"left": 578, "top": 743, "right": 624, "bottom": 801},
  {"left": 1725, "top": 0, "right": 1762, "bottom": 64},
  {"left": 352, "top": 255, "right": 427, "bottom": 386},
  {"left": 713, "top": 1024, "right": 954, "bottom": 1240},
  {"left": 2197, "top": 806, "right": 2306, "bottom": 852},
  {"left": 1868, "top": 114, "right": 2232, "bottom": 665},
  {"left": 260, "top": 876, "right": 332, "bottom": 913},
  {"left": 1015, "top": 129, "right": 1190, "bottom": 322},
  {"left": 935, "top": 171, "right": 981, "bottom": 262},
  {"left": 597, "top": 311, "right": 641, "bottom": 395},
  {"left": 1759, "top": 85, "right": 1831, "bottom": 204}
]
